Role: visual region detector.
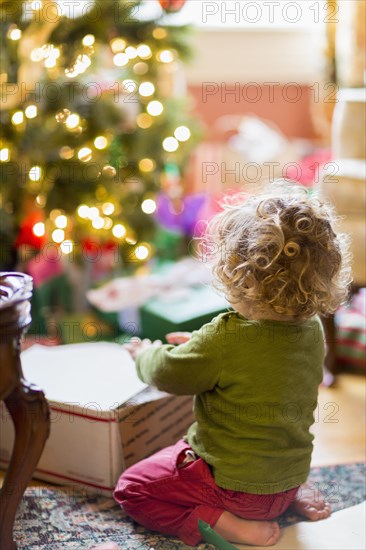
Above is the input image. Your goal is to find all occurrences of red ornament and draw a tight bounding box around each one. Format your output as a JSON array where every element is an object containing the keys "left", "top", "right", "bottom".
[
  {"left": 158, "top": 0, "right": 186, "bottom": 13},
  {"left": 15, "top": 212, "right": 47, "bottom": 250}
]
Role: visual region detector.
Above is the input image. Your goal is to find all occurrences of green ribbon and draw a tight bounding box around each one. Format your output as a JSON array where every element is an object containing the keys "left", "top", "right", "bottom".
[{"left": 198, "top": 520, "right": 239, "bottom": 550}]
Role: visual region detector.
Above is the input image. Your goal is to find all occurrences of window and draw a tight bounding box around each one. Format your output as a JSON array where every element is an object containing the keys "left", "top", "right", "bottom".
[{"left": 139, "top": 0, "right": 327, "bottom": 31}]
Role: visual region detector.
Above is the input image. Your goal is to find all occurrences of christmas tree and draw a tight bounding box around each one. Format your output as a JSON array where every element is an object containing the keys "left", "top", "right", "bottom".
[{"left": 0, "top": 0, "right": 198, "bottom": 273}]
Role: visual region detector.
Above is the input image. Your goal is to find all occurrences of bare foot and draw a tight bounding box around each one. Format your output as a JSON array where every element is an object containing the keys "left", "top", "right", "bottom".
[
  {"left": 88, "top": 543, "right": 120, "bottom": 550},
  {"left": 214, "top": 511, "right": 281, "bottom": 546},
  {"left": 293, "top": 483, "right": 331, "bottom": 521}
]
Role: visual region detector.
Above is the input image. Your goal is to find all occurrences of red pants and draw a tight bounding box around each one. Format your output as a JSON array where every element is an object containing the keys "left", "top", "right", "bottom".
[{"left": 114, "top": 439, "right": 298, "bottom": 547}]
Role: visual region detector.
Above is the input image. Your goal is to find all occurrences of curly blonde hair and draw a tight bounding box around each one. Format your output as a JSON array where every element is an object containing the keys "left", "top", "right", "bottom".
[{"left": 204, "top": 184, "right": 352, "bottom": 319}]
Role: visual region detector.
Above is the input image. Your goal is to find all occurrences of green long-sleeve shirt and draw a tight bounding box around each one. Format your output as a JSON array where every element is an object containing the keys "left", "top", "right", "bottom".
[{"left": 136, "top": 311, "right": 324, "bottom": 494}]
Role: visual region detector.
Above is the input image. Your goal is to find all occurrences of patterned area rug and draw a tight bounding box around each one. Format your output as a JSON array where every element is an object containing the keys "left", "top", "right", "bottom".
[{"left": 14, "top": 463, "right": 365, "bottom": 550}]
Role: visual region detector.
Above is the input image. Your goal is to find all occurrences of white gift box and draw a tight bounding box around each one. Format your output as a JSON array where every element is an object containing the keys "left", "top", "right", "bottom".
[{"left": 0, "top": 343, "right": 194, "bottom": 495}]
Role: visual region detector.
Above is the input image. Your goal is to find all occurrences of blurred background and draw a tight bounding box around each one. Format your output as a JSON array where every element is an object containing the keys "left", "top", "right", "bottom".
[{"left": 0, "top": 1, "right": 365, "bottom": 372}]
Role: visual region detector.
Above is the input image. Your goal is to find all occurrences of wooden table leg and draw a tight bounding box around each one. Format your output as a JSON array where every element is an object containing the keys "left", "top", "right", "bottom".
[{"left": 0, "top": 379, "right": 50, "bottom": 550}]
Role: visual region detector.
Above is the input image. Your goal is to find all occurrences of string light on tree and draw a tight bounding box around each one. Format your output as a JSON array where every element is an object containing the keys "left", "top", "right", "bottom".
[
  {"left": 11, "top": 111, "right": 24, "bottom": 125},
  {"left": 103, "top": 217, "right": 113, "bottom": 230},
  {"left": 163, "top": 137, "right": 179, "bottom": 152},
  {"left": 125, "top": 46, "right": 138, "bottom": 59},
  {"left": 82, "top": 34, "right": 95, "bottom": 47},
  {"left": 137, "top": 114, "right": 153, "bottom": 129},
  {"left": 152, "top": 28, "right": 167, "bottom": 39},
  {"left": 60, "top": 240, "right": 73, "bottom": 254},
  {"left": 65, "top": 67, "right": 77, "bottom": 78},
  {"left": 77, "top": 205, "right": 90, "bottom": 218},
  {"left": 30, "top": 48, "right": 43, "bottom": 62},
  {"left": 122, "top": 79, "right": 137, "bottom": 94},
  {"left": 2, "top": 1, "right": 198, "bottom": 275},
  {"left": 37, "top": 44, "right": 49, "bottom": 57},
  {"left": 0, "top": 148, "right": 10, "bottom": 162},
  {"left": 50, "top": 46, "right": 60, "bottom": 59},
  {"left": 31, "top": 1, "right": 43, "bottom": 10},
  {"left": 36, "top": 194, "right": 46, "bottom": 207},
  {"left": 32, "top": 222, "right": 45, "bottom": 237},
  {"left": 158, "top": 50, "right": 174, "bottom": 63},
  {"left": 139, "top": 82, "right": 155, "bottom": 97},
  {"left": 133, "top": 62, "right": 149, "bottom": 75},
  {"left": 110, "top": 38, "right": 126, "bottom": 53},
  {"left": 55, "top": 215, "right": 67, "bottom": 229},
  {"left": 74, "top": 54, "right": 91, "bottom": 74},
  {"left": 45, "top": 56, "right": 57, "bottom": 69},
  {"left": 147, "top": 100, "right": 163, "bottom": 116},
  {"left": 59, "top": 146, "right": 74, "bottom": 159},
  {"left": 102, "top": 165, "right": 117, "bottom": 178},
  {"left": 65, "top": 113, "right": 80, "bottom": 129},
  {"left": 43, "top": 45, "right": 60, "bottom": 68},
  {"left": 8, "top": 27, "right": 22, "bottom": 41},
  {"left": 112, "top": 224, "right": 127, "bottom": 238},
  {"left": 102, "top": 202, "right": 115, "bottom": 215},
  {"left": 137, "top": 44, "right": 152, "bottom": 59},
  {"left": 29, "top": 166, "right": 42, "bottom": 181},
  {"left": 141, "top": 199, "right": 157, "bottom": 214},
  {"left": 25, "top": 105, "right": 37, "bottom": 119},
  {"left": 174, "top": 126, "right": 191, "bottom": 142},
  {"left": 94, "top": 136, "right": 108, "bottom": 149},
  {"left": 87, "top": 207, "right": 100, "bottom": 220},
  {"left": 78, "top": 147, "right": 92, "bottom": 162},
  {"left": 139, "top": 158, "right": 156, "bottom": 172},
  {"left": 135, "top": 244, "right": 150, "bottom": 260},
  {"left": 92, "top": 217, "right": 104, "bottom": 229},
  {"left": 52, "top": 229, "right": 65, "bottom": 243},
  {"left": 55, "top": 109, "right": 71, "bottom": 123},
  {"left": 113, "top": 53, "right": 129, "bottom": 67},
  {"left": 50, "top": 209, "right": 62, "bottom": 222}
]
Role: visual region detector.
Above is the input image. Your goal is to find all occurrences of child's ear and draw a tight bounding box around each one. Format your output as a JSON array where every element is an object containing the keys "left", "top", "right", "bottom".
[{"left": 243, "top": 272, "right": 255, "bottom": 289}]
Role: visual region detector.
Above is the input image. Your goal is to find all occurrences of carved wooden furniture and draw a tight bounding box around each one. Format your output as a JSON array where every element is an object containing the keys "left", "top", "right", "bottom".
[{"left": 0, "top": 272, "right": 50, "bottom": 550}]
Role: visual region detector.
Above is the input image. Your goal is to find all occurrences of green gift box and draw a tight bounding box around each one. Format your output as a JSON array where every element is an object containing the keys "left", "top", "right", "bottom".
[
  {"left": 140, "top": 286, "right": 228, "bottom": 341},
  {"left": 28, "top": 273, "right": 73, "bottom": 335}
]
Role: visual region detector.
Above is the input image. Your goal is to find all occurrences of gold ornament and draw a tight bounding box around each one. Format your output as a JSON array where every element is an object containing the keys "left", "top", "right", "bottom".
[
  {"left": 55, "top": 109, "right": 71, "bottom": 123},
  {"left": 102, "top": 165, "right": 117, "bottom": 178}
]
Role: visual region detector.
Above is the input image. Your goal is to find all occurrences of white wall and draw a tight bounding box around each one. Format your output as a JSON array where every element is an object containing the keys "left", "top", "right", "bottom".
[{"left": 185, "top": 28, "right": 327, "bottom": 85}]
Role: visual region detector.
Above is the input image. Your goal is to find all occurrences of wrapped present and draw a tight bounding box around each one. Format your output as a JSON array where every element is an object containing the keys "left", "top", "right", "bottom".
[
  {"left": 87, "top": 257, "right": 215, "bottom": 337},
  {"left": 140, "top": 285, "right": 228, "bottom": 341},
  {"left": 335, "top": 289, "right": 366, "bottom": 370},
  {"left": 28, "top": 272, "right": 73, "bottom": 335},
  {"left": 0, "top": 343, "right": 194, "bottom": 495}
]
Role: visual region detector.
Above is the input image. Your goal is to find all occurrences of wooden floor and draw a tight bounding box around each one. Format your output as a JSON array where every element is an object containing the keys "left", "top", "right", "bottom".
[
  {"left": 1, "top": 373, "right": 365, "bottom": 489},
  {"left": 311, "top": 373, "right": 366, "bottom": 467}
]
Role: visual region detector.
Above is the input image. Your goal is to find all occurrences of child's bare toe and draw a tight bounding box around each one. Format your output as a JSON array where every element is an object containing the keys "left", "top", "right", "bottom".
[
  {"left": 293, "top": 484, "right": 332, "bottom": 521},
  {"left": 302, "top": 503, "right": 330, "bottom": 521},
  {"left": 265, "top": 522, "right": 281, "bottom": 545}
]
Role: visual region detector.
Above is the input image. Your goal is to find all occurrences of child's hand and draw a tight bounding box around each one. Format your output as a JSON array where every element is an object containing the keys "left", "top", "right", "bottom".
[
  {"left": 165, "top": 332, "right": 192, "bottom": 345},
  {"left": 123, "top": 337, "right": 162, "bottom": 359}
]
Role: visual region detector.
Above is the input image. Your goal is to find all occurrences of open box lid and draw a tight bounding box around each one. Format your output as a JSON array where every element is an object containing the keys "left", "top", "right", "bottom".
[
  {"left": 142, "top": 285, "right": 228, "bottom": 323},
  {"left": 21, "top": 343, "right": 148, "bottom": 413}
]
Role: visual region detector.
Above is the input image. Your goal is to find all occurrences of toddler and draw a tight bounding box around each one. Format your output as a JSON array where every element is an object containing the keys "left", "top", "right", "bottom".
[{"left": 113, "top": 186, "right": 351, "bottom": 547}]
